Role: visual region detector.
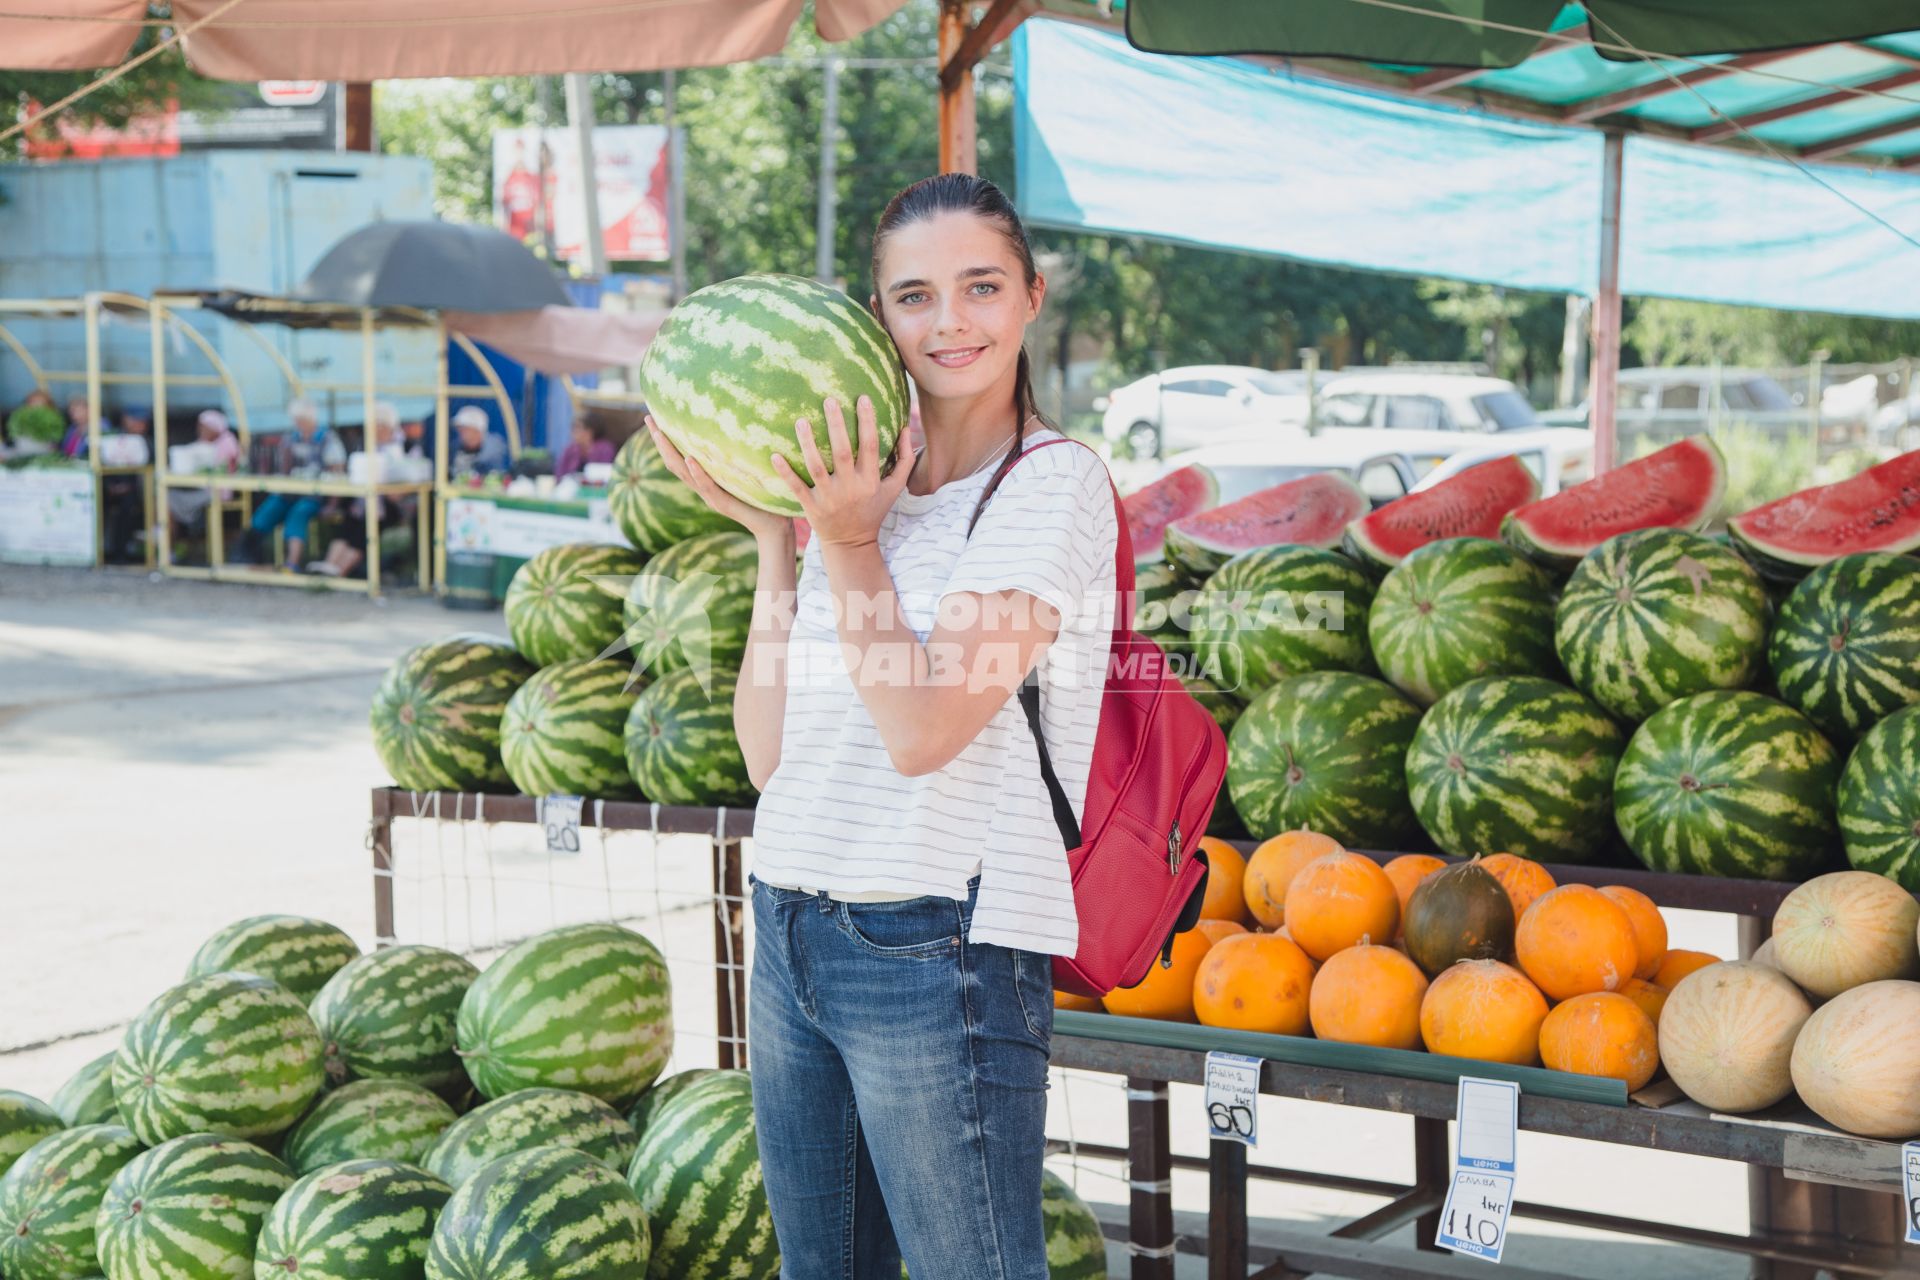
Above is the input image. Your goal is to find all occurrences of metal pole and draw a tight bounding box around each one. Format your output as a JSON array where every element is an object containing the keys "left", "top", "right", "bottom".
[
  {"left": 1558, "top": 294, "right": 1588, "bottom": 409},
  {"left": 1589, "top": 132, "right": 1624, "bottom": 475},
  {"left": 362, "top": 309, "right": 380, "bottom": 596},
  {"left": 150, "top": 299, "right": 167, "bottom": 571},
  {"left": 816, "top": 54, "right": 840, "bottom": 285},
  {"left": 937, "top": 0, "right": 978, "bottom": 175},
  {"left": 86, "top": 293, "right": 105, "bottom": 566},
  {"left": 665, "top": 69, "right": 688, "bottom": 302},
  {"left": 565, "top": 73, "right": 609, "bottom": 278},
  {"left": 342, "top": 83, "right": 374, "bottom": 152},
  {"left": 1300, "top": 346, "right": 1321, "bottom": 434}
]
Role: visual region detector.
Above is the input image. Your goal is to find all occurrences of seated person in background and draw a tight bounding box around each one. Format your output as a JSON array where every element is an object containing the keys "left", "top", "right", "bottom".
[
  {"left": 554, "top": 418, "right": 615, "bottom": 478},
  {"left": 236, "top": 397, "right": 345, "bottom": 570},
  {"left": 448, "top": 405, "right": 508, "bottom": 480},
  {"left": 60, "top": 395, "right": 99, "bottom": 458},
  {"left": 100, "top": 406, "right": 155, "bottom": 564},
  {"left": 401, "top": 416, "right": 432, "bottom": 460},
  {"left": 166, "top": 410, "right": 241, "bottom": 548},
  {"left": 312, "top": 401, "right": 409, "bottom": 579}
]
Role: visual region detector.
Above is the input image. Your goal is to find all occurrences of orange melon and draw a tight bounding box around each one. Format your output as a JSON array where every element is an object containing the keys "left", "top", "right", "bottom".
[
  {"left": 1286, "top": 851, "right": 1400, "bottom": 962},
  {"left": 1539, "top": 992, "right": 1659, "bottom": 1091},
  {"left": 1418, "top": 959, "right": 1548, "bottom": 1066},
  {"left": 1308, "top": 944, "right": 1428, "bottom": 1050},
  {"left": 1194, "top": 918, "right": 1249, "bottom": 946},
  {"left": 1382, "top": 854, "right": 1447, "bottom": 940},
  {"left": 1193, "top": 932, "right": 1316, "bottom": 1035},
  {"left": 1480, "top": 853, "right": 1556, "bottom": 921},
  {"left": 1619, "top": 978, "right": 1669, "bottom": 1028},
  {"left": 1197, "top": 837, "right": 1250, "bottom": 924},
  {"left": 1771, "top": 871, "right": 1920, "bottom": 1000},
  {"left": 1241, "top": 829, "right": 1343, "bottom": 929},
  {"left": 1514, "top": 884, "right": 1638, "bottom": 1001},
  {"left": 1103, "top": 930, "right": 1213, "bottom": 1022},
  {"left": 1657, "top": 961, "right": 1811, "bottom": 1113},
  {"left": 1653, "top": 949, "right": 1722, "bottom": 990},
  {"left": 1789, "top": 979, "right": 1920, "bottom": 1138},
  {"left": 1599, "top": 885, "right": 1668, "bottom": 981},
  {"left": 1053, "top": 990, "right": 1103, "bottom": 1013}
]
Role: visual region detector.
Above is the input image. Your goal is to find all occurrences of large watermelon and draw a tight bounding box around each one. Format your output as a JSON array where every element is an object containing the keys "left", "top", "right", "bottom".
[
  {"left": 1165, "top": 472, "right": 1370, "bottom": 582},
  {"left": 115, "top": 972, "right": 327, "bottom": 1145},
  {"left": 1405, "top": 676, "right": 1626, "bottom": 863},
  {"left": 1191, "top": 545, "right": 1376, "bottom": 694},
  {"left": 1124, "top": 464, "right": 1217, "bottom": 565},
  {"left": 310, "top": 944, "right": 479, "bottom": 1094},
  {"left": 1227, "top": 672, "right": 1423, "bottom": 847},
  {"left": 95, "top": 1134, "right": 293, "bottom": 1280},
  {"left": 639, "top": 273, "right": 909, "bottom": 518},
  {"left": 504, "top": 543, "right": 650, "bottom": 668},
  {"left": 1502, "top": 436, "right": 1725, "bottom": 573},
  {"left": 1368, "top": 537, "right": 1559, "bottom": 707},
  {"left": 426, "top": 1146, "right": 651, "bottom": 1280},
  {"left": 282, "top": 1080, "right": 459, "bottom": 1177},
  {"left": 1040, "top": 1169, "right": 1108, "bottom": 1280},
  {"left": 1613, "top": 690, "right": 1841, "bottom": 881},
  {"left": 625, "top": 1072, "right": 776, "bottom": 1280},
  {"left": 1135, "top": 560, "right": 1203, "bottom": 657},
  {"left": 1836, "top": 704, "right": 1920, "bottom": 891},
  {"left": 620, "top": 530, "right": 758, "bottom": 678},
  {"left": 624, "top": 665, "right": 757, "bottom": 806},
  {"left": 499, "top": 659, "right": 643, "bottom": 799},
  {"left": 1344, "top": 455, "right": 1541, "bottom": 573},
  {"left": 256, "top": 1159, "right": 452, "bottom": 1280},
  {"left": 0, "top": 1125, "right": 143, "bottom": 1280},
  {"left": 624, "top": 1068, "right": 724, "bottom": 1140},
  {"left": 425, "top": 1089, "right": 637, "bottom": 1188},
  {"left": 49, "top": 1054, "right": 117, "bottom": 1127},
  {"left": 370, "top": 636, "right": 538, "bottom": 793},
  {"left": 1554, "top": 528, "right": 1771, "bottom": 723},
  {"left": 187, "top": 914, "right": 360, "bottom": 1003},
  {"left": 1769, "top": 552, "right": 1920, "bottom": 743},
  {"left": 0, "top": 1092, "right": 63, "bottom": 1180},
  {"left": 1729, "top": 448, "right": 1920, "bottom": 580},
  {"left": 455, "top": 923, "right": 673, "bottom": 1106},
  {"left": 606, "top": 430, "right": 741, "bottom": 555}
]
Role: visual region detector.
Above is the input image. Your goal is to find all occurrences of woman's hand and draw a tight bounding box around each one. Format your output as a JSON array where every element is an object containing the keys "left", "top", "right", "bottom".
[
  {"left": 645, "top": 415, "right": 792, "bottom": 543},
  {"left": 773, "top": 395, "right": 915, "bottom": 551}
]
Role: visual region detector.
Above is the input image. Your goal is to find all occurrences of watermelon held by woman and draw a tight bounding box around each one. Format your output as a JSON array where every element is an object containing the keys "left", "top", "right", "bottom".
[
  {"left": 1729, "top": 448, "right": 1920, "bottom": 581},
  {"left": 1164, "top": 471, "right": 1370, "bottom": 582},
  {"left": 1344, "top": 454, "right": 1540, "bottom": 573},
  {"left": 1123, "top": 464, "right": 1218, "bottom": 565},
  {"left": 638, "top": 273, "right": 910, "bottom": 518},
  {"left": 1502, "top": 435, "right": 1725, "bottom": 574}
]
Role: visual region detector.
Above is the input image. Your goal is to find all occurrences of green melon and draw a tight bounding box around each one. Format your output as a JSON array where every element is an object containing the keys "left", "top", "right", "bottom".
[
  {"left": 1191, "top": 545, "right": 1376, "bottom": 694},
  {"left": 624, "top": 665, "right": 756, "bottom": 806},
  {"left": 1227, "top": 672, "right": 1422, "bottom": 846},
  {"left": 1368, "top": 536, "right": 1559, "bottom": 707},
  {"left": 187, "top": 914, "right": 360, "bottom": 1003},
  {"left": 282, "top": 1080, "right": 459, "bottom": 1177},
  {"left": 49, "top": 1055, "right": 118, "bottom": 1128},
  {"left": 115, "top": 972, "right": 327, "bottom": 1145},
  {"left": 1136, "top": 560, "right": 1203, "bottom": 656},
  {"left": 1769, "top": 552, "right": 1920, "bottom": 743},
  {"left": 1614, "top": 690, "right": 1841, "bottom": 880},
  {"left": 1402, "top": 859, "right": 1516, "bottom": 977},
  {"left": 0, "top": 1125, "right": 143, "bottom": 1280},
  {"left": 504, "top": 543, "right": 650, "bottom": 669},
  {"left": 256, "top": 1159, "right": 452, "bottom": 1280},
  {"left": 456, "top": 923, "right": 673, "bottom": 1106},
  {"left": 499, "top": 659, "right": 644, "bottom": 798},
  {"left": 95, "top": 1134, "right": 293, "bottom": 1280},
  {"left": 370, "top": 635, "right": 538, "bottom": 793},
  {"left": 625, "top": 1072, "right": 776, "bottom": 1280},
  {"left": 1406, "top": 675, "right": 1626, "bottom": 863},
  {"left": 0, "top": 1092, "right": 64, "bottom": 1181},
  {"left": 1836, "top": 704, "right": 1920, "bottom": 891},
  {"left": 310, "top": 945, "right": 479, "bottom": 1094},
  {"left": 1554, "top": 528, "right": 1770, "bottom": 724},
  {"left": 624, "top": 1069, "right": 724, "bottom": 1141},
  {"left": 619, "top": 530, "right": 758, "bottom": 679},
  {"left": 606, "top": 430, "right": 741, "bottom": 555},
  {"left": 426, "top": 1146, "right": 651, "bottom": 1280},
  {"left": 1040, "top": 1169, "right": 1108, "bottom": 1280},
  {"left": 425, "top": 1089, "right": 637, "bottom": 1189}
]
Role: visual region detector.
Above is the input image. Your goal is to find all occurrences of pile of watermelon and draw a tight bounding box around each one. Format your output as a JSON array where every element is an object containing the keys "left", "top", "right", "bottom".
[{"left": 0, "top": 912, "right": 1122, "bottom": 1279}]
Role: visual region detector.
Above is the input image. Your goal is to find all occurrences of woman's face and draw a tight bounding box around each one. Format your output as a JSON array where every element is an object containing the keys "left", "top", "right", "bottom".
[{"left": 873, "top": 211, "right": 1042, "bottom": 405}]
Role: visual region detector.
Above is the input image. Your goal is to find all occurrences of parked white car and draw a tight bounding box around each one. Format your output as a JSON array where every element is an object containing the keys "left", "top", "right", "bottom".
[
  {"left": 1312, "top": 371, "right": 1592, "bottom": 490},
  {"left": 1098, "top": 365, "right": 1309, "bottom": 459},
  {"left": 1153, "top": 435, "right": 1574, "bottom": 514}
]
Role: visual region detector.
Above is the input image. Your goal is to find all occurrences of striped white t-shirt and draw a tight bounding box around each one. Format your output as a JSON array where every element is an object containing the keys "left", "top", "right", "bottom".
[{"left": 748, "top": 427, "right": 1118, "bottom": 956}]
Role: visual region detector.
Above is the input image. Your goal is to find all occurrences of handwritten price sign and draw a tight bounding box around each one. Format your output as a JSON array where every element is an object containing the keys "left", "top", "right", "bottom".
[
  {"left": 1904, "top": 1142, "right": 1919, "bottom": 1246},
  {"left": 1203, "top": 1051, "right": 1261, "bottom": 1147},
  {"left": 541, "top": 795, "right": 584, "bottom": 856}
]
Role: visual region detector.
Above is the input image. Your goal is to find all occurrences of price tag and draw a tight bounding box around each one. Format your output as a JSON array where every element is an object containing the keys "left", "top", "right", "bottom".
[
  {"left": 1203, "top": 1050, "right": 1261, "bottom": 1146},
  {"left": 1437, "top": 1169, "right": 1515, "bottom": 1261},
  {"left": 1436, "top": 1077, "right": 1520, "bottom": 1262},
  {"left": 1903, "top": 1141, "right": 1920, "bottom": 1245},
  {"left": 540, "top": 795, "right": 584, "bottom": 856}
]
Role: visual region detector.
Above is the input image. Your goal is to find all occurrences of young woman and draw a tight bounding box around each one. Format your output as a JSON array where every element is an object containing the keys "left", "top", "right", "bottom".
[{"left": 646, "top": 173, "right": 1118, "bottom": 1279}]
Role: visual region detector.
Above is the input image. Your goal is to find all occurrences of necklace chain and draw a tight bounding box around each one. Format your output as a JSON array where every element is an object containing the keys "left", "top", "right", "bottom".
[{"left": 914, "top": 429, "right": 1018, "bottom": 487}]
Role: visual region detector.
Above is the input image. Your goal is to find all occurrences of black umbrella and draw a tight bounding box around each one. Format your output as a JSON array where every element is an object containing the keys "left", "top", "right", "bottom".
[{"left": 296, "top": 220, "right": 571, "bottom": 313}]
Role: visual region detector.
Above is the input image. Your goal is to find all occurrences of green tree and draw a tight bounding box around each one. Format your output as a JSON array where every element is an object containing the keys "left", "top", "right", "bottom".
[
  {"left": 1628, "top": 297, "right": 1920, "bottom": 368},
  {"left": 1, "top": 18, "right": 229, "bottom": 161}
]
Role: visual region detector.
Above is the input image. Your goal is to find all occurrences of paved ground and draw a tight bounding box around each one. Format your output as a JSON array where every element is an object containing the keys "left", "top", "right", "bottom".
[{"left": 0, "top": 564, "right": 1750, "bottom": 1278}]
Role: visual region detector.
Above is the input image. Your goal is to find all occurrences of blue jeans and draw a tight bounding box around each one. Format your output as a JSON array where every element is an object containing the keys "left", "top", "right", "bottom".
[
  {"left": 748, "top": 876, "right": 1054, "bottom": 1280},
  {"left": 250, "top": 493, "right": 324, "bottom": 545}
]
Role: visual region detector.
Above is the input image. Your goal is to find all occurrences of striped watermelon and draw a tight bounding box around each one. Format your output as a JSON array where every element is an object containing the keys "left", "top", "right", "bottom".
[
  {"left": 624, "top": 1069, "right": 723, "bottom": 1140},
  {"left": 620, "top": 531, "right": 757, "bottom": 678},
  {"left": 0, "top": 1092, "right": 63, "bottom": 1180},
  {"left": 1040, "top": 1169, "right": 1108, "bottom": 1280},
  {"left": 1769, "top": 552, "right": 1920, "bottom": 743},
  {"left": 95, "top": 1134, "right": 293, "bottom": 1279},
  {"left": 456, "top": 923, "right": 673, "bottom": 1106},
  {"left": 624, "top": 1071, "right": 776, "bottom": 1280},
  {"left": 425, "top": 1146, "right": 651, "bottom": 1280},
  {"left": 624, "top": 665, "right": 756, "bottom": 806},
  {"left": 1406, "top": 676, "right": 1626, "bottom": 863},
  {"left": 256, "top": 1159, "right": 452, "bottom": 1280},
  {"left": 370, "top": 636, "right": 537, "bottom": 793},
  {"left": 0, "top": 1125, "right": 142, "bottom": 1280},
  {"left": 115, "top": 972, "right": 327, "bottom": 1145},
  {"left": 504, "top": 543, "right": 650, "bottom": 668},
  {"left": 1555, "top": 529, "right": 1770, "bottom": 724},
  {"left": 1369, "top": 537, "right": 1559, "bottom": 707},
  {"left": 425, "top": 1089, "right": 637, "bottom": 1188},
  {"left": 499, "top": 659, "right": 644, "bottom": 799},
  {"left": 50, "top": 1055, "right": 118, "bottom": 1128},
  {"left": 639, "top": 273, "right": 910, "bottom": 518},
  {"left": 1228, "top": 672, "right": 1423, "bottom": 847},
  {"left": 607, "top": 430, "right": 741, "bottom": 555},
  {"left": 187, "top": 914, "right": 360, "bottom": 1003},
  {"left": 1614, "top": 690, "right": 1841, "bottom": 880},
  {"left": 1838, "top": 705, "right": 1920, "bottom": 890},
  {"left": 1191, "top": 546, "right": 1376, "bottom": 695},
  {"left": 282, "top": 1081, "right": 459, "bottom": 1177},
  {"left": 310, "top": 945, "right": 480, "bottom": 1094},
  {"left": 1136, "top": 560, "right": 1203, "bottom": 657}
]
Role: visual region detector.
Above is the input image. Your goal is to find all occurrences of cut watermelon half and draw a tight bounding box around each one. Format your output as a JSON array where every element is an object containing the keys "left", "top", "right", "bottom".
[
  {"left": 1163, "top": 471, "right": 1369, "bottom": 582},
  {"left": 1502, "top": 435, "right": 1725, "bottom": 574},
  {"left": 1729, "top": 448, "right": 1920, "bottom": 580},
  {"left": 1123, "top": 464, "right": 1218, "bottom": 565},
  {"left": 1344, "top": 454, "right": 1540, "bottom": 573}
]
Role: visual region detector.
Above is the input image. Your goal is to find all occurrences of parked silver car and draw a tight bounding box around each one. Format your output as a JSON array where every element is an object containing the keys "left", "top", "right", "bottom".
[{"left": 1098, "top": 365, "right": 1309, "bottom": 459}]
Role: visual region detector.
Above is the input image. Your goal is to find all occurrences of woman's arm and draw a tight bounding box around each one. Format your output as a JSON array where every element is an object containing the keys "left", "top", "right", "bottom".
[{"left": 734, "top": 524, "right": 799, "bottom": 790}]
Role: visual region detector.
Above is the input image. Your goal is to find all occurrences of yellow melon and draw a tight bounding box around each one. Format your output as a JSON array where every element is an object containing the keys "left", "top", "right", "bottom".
[
  {"left": 1656, "top": 961, "right": 1812, "bottom": 1113},
  {"left": 1789, "top": 979, "right": 1920, "bottom": 1138},
  {"left": 1771, "top": 871, "right": 1920, "bottom": 999}
]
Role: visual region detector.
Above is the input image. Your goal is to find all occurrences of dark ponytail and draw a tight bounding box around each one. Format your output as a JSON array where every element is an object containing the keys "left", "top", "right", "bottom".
[{"left": 870, "top": 172, "right": 1051, "bottom": 537}]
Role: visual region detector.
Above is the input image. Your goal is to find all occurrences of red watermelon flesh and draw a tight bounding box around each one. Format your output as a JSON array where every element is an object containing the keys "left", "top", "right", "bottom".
[
  {"left": 1502, "top": 435, "right": 1724, "bottom": 572},
  {"left": 1163, "top": 471, "right": 1369, "bottom": 581},
  {"left": 1123, "top": 464, "right": 1219, "bottom": 565},
  {"left": 1729, "top": 448, "right": 1920, "bottom": 577},
  {"left": 1344, "top": 454, "right": 1540, "bottom": 571}
]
